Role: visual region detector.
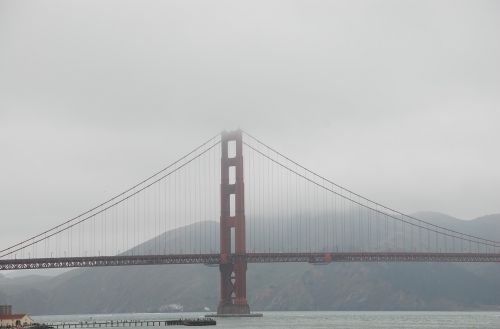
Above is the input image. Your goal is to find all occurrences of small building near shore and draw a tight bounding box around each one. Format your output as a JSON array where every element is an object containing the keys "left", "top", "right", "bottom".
[
  {"left": 0, "top": 314, "right": 33, "bottom": 327},
  {"left": 0, "top": 305, "right": 33, "bottom": 327}
]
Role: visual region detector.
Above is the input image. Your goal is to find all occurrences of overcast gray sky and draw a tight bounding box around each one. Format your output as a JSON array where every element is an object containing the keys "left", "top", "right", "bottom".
[{"left": 1, "top": 0, "right": 499, "bottom": 246}]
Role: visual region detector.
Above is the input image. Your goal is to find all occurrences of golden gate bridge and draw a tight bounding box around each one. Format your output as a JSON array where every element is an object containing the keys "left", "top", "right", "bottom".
[{"left": 1, "top": 130, "right": 499, "bottom": 315}]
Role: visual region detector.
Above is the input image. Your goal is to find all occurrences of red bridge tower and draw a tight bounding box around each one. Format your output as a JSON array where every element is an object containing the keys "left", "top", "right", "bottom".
[{"left": 218, "top": 130, "right": 250, "bottom": 315}]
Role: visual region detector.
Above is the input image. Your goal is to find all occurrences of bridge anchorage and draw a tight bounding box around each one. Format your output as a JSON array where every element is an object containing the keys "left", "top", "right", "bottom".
[{"left": 1, "top": 129, "right": 500, "bottom": 316}]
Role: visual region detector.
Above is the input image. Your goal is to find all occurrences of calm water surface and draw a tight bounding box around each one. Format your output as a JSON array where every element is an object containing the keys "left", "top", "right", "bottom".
[{"left": 33, "top": 311, "right": 500, "bottom": 329}]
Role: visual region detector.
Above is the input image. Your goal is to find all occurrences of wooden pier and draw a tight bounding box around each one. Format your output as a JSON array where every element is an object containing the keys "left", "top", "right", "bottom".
[{"left": 45, "top": 319, "right": 215, "bottom": 328}]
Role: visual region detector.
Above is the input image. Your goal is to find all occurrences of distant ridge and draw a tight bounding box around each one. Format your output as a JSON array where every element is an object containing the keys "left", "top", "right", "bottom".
[{"left": 1, "top": 212, "right": 500, "bottom": 315}]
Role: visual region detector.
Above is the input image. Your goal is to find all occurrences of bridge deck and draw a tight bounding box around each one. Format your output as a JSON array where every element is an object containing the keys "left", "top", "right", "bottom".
[{"left": 1, "top": 252, "right": 500, "bottom": 270}]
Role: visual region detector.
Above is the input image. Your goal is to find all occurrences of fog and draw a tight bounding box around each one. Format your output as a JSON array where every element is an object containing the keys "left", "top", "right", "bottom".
[{"left": 1, "top": 0, "right": 499, "bottom": 247}]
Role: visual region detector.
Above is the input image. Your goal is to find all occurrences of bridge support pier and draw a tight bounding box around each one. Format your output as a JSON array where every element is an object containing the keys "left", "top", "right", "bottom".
[
  {"left": 217, "top": 130, "right": 251, "bottom": 315},
  {"left": 217, "top": 260, "right": 250, "bottom": 315}
]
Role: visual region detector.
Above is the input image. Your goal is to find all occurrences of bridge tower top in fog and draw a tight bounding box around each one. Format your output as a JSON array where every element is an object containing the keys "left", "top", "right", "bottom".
[{"left": 218, "top": 129, "right": 250, "bottom": 315}]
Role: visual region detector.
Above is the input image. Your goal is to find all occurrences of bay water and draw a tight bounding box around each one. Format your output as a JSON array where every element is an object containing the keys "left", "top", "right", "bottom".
[{"left": 33, "top": 311, "right": 500, "bottom": 329}]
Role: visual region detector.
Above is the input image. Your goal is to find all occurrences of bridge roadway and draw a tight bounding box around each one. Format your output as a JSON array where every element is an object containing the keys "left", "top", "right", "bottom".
[{"left": 1, "top": 252, "right": 500, "bottom": 270}]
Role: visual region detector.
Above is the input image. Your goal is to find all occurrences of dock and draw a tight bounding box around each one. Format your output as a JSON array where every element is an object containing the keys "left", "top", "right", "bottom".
[{"left": 44, "top": 319, "right": 215, "bottom": 328}]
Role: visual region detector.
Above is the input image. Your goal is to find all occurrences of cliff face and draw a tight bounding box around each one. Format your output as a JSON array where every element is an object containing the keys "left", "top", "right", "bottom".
[{"left": 1, "top": 212, "right": 500, "bottom": 315}]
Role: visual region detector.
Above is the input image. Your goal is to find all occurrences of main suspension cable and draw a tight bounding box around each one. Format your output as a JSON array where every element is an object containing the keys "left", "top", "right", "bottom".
[
  {"left": 242, "top": 130, "right": 500, "bottom": 246},
  {"left": 243, "top": 140, "right": 500, "bottom": 249},
  {"left": 1, "top": 135, "right": 220, "bottom": 256}
]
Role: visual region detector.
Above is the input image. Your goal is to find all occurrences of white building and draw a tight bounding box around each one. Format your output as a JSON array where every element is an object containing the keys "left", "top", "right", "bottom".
[
  {"left": 0, "top": 314, "right": 33, "bottom": 327},
  {"left": 0, "top": 305, "right": 33, "bottom": 328}
]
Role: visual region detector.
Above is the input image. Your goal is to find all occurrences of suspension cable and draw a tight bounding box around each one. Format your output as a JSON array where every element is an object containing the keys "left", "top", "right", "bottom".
[
  {"left": 242, "top": 130, "right": 500, "bottom": 246},
  {"left": 243, "top": 141, "right": 500, "bottom": 248},
  {"left": 0, "top": 135, "right": 220, "bottom": 256}
]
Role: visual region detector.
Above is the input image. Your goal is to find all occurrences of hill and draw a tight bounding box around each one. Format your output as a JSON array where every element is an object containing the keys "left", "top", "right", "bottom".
[{"left": 1, "top": 212, "right": 500, "bottom": 314}]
